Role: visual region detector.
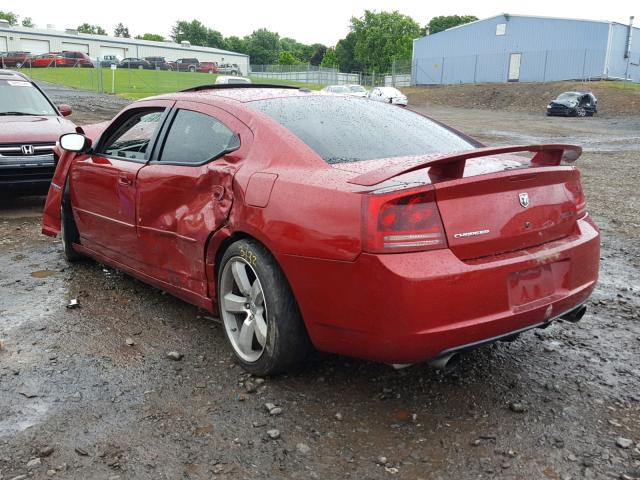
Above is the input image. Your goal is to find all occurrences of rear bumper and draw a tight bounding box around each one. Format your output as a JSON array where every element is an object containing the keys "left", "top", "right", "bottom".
[{"left": 280, "top": 216, "right": 600, "bottom": 364}]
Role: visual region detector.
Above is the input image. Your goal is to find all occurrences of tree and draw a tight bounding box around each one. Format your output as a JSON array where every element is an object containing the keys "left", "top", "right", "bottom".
[
  {"left": 309, "top": 44, "right": 326, "bottom": 66},
  {"left": 244, "top": 28, "right": 280, "bottom": 65},
  {"left": 278, "top": 50, "right": 303, "bottom": 65},
  {"left": 225, "top": 36, "right": 248, "bottom": 54},
  {"left": 135, "top": 33, "right": 165, "bottom": 42},
  {"left": 335, "top": 31, "right": 361, "bottom": 72},
  {"left": 114, "top": 23, "right": 130, "bottom": 38},
  {"left": 350, "top": 10, "right": 421, "bottom": 72},
  {"left": 21, "top": 17, "right": 34, "bottom": 27},
  {"left": 0, "top": 11, "right": 19, "bottom": 26},
  {"left": 426, "top": 15, "right": 478, "bottom": 35},
  {"left": 77, "top": 23, "right": 106, "bottom": 35},
  {"left": 171, "top": 20, "right": 224, "bottom": 48},
  {"left": 320, "top": 47, "right": 338, "bottom": 69}
]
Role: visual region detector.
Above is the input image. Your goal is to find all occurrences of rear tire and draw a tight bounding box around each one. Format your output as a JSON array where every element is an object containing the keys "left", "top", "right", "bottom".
[
  {"left": 61, "top": 183, "right": 82, "bottom": 262},
  {"left": 217, "top": 239, "right": 312, "bottom": 375}
]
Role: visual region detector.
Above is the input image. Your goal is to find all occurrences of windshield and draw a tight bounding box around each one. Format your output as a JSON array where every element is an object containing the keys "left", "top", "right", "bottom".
[
  {"left": 349, "top": 85, "right": 366, "bottom": 93},
  {"left": 247, "top": 96, "right": 473, "bottom": 164},
  {"left": 0, "top": 80, "right": 57, "bottom": 116},
  {"left": 556, "top": 92, "right": 580, "bottom": 101}
]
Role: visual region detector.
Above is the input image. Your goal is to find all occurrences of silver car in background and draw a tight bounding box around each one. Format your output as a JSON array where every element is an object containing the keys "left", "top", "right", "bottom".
[{"left": 367, "top": 86, "right": 408, "bottom": 106}]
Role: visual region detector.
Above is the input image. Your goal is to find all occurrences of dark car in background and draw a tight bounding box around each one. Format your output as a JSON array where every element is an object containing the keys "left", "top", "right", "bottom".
[
  {"left": 119, "top": 58, "right": 152, "bottom": 70},
  {"left": 0, "top": 51, "right": 32, "bottom": 68},
  {"left": 0, "top": 69, "right": 75, "bottom": 192},
  {"left": 173, "top": 58, "right": 200, "bottom": 72},
  {"left": 144, "top": 56, "right": 173, "bottom": 70},
  {"left": 547, "top": 91, "right": 597, "bottom": 117}
]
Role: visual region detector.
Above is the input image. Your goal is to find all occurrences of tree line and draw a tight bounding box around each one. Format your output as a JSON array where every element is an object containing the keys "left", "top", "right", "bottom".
[{"left": 0, "top": 10, "right": 477, "bottom": 73}]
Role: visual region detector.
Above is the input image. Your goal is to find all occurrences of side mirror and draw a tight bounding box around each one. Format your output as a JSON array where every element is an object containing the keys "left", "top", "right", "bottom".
[
  {"left": 59, "top": 133, "right": 91, "bottom": 153},
  {"left": 58, "top": 104, "right": 72, "bottom": 117}
]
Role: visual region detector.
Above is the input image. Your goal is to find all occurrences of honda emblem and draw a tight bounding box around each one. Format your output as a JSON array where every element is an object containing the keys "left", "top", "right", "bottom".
[
  {"left": 21, "top": 144, "right": 34, "bottom": 155},
  {"left": 519, "top": 192, "right": 530, "bottom": 208}
]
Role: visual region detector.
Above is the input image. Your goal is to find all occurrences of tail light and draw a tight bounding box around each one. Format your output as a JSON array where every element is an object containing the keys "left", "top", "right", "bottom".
[
  {"left": 566, "top": 176, "right": 587, "bottom": 219},
  {"left": 362, "top": 187, "right": 448, "bottom": 253}
]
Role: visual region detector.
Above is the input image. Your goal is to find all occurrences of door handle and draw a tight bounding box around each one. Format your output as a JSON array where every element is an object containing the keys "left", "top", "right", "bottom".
[{"left": 118, "top": 175, "right": 133, "bottom": 186}]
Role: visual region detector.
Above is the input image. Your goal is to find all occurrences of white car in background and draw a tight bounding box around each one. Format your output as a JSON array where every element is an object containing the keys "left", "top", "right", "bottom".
[
  {"left": 215, "top": 76, "right": 252, "bottom": 85},
  {"left": 320, "top": 85, "right": 351, "bottom": 94},
  {"left": 345, "top": 84, "right": 368, "bottom": 97},
  {"left": 367, "top": 86, "right": 408, "bottom": 106}
]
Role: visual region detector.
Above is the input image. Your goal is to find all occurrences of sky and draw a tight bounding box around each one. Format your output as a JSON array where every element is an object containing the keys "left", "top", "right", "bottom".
[{"left": 7, "top": 0, "right": 639, "bottom": 46}]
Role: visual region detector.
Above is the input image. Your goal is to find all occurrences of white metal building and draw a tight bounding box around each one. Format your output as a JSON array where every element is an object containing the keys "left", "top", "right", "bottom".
[{"left": 0, "top": 24, "right": 249, "bottom": 73}]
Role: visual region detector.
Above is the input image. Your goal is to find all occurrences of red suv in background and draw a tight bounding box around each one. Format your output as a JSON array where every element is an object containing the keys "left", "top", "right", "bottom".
[
  {"left": 0, "top": 69, "right": 76, "bottom": 192},
  {"left": 199, "top": 61, "right": 218, "bottom": 73},
  {"left": 0, "top": 51, "right": 32, "bottom": 68},
  {"left": 59, "top": 51, "right": 94, "bottom": 68}
]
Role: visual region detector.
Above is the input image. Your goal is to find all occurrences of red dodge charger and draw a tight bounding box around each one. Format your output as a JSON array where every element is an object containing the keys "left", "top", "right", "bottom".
[{"left": 42, "top": 85, "right": 600, "bottom": 374}]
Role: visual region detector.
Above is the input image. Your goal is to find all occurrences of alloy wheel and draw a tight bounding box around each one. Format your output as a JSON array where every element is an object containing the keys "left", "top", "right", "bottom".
[{"left": 220, "top": 257, "right": 268, "bottom": 362}]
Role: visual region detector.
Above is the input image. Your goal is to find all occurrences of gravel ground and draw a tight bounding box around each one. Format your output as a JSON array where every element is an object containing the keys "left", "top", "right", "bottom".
[{"left": 0, "top": 84, "right": 638, "bottom": 480}]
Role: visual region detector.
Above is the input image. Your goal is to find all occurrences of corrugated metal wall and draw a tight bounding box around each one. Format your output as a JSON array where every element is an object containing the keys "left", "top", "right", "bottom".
[
  {"left": 412, "top": 15, "right": 616, "bottom": 85},
  {"left": 0, "top": 26, "right": 250, "bottom": 74},
  {"left": 606, "top": 23, "right": 640, "bottom": 81}
]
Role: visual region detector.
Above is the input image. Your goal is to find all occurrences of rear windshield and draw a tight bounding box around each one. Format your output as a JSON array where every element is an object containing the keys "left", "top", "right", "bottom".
[{"left": 247, "top": 96, "right": 473, "bottom": 164}]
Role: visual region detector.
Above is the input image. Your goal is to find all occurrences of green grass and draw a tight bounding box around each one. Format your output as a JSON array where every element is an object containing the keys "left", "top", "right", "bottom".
[{"left": 22, "top": 67, "right": 323, "bottom": 99}]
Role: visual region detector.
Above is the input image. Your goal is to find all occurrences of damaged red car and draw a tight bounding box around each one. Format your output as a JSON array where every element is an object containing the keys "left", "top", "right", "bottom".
[{"left": 42, "top": 86, "right": 600, "bottom": 375}]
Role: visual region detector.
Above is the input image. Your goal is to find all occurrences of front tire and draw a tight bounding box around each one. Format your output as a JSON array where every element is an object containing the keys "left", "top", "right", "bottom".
[
  {"left": 576, "top": 107, "right": 586, "bottom": 117},
  {"left": 61, "top": 183, "right": 82, "bottom": 262},
  {"left": 217, "top": 239, "right": 312, "bottom": 375}
]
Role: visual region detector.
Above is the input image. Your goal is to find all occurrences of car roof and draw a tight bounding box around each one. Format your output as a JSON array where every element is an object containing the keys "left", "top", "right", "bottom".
[
  {"left": 149, "top": 86, "right": 319, "bottom": 104},
  {"left": 0, "top": 69, "right": 30, "bottom": 81}
]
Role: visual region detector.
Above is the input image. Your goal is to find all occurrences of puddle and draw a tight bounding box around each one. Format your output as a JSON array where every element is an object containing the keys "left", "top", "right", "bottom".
[{"left": 30, "top": 270, "right": 56, "bottom": 278}]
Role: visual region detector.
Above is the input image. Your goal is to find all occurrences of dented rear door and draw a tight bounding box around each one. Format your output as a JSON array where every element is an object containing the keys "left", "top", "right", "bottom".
[{"left": 135, "top": 101, "right": 251, "bottom": 297}]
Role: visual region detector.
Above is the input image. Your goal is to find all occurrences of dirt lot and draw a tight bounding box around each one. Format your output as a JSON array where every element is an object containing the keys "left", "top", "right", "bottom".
[{"left": 0, "top": 83, "right": 639, "bottom": 480}]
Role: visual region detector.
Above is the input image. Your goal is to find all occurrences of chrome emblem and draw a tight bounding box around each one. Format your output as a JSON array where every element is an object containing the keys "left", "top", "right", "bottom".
[
  {"left": 21, "top": 144, "right": 34, "bottom": 155},
  {"left": 519, "top": 192, "right": 530, "bottom": 208}
]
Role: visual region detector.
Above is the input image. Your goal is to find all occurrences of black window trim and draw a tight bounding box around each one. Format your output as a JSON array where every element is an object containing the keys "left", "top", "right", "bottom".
[
  {"left": 149, "top": 107, "right": 240, "bottom": 167},
  {"left": 94, "top": 106, "right": 172, "bottom": 164}
]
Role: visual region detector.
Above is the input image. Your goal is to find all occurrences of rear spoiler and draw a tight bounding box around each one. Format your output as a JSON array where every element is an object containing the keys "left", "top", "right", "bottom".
[{"left": 348, "top": 144, "right": 582, "bottom": 187}]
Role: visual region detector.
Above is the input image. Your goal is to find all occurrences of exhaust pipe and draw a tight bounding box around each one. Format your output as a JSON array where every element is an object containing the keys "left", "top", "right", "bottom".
[
  {"left": 560, "top": 304, "right": 587, "bottom": 323},
  {"left": 428, "top": 352, "right": 460, "bottom": 370}
]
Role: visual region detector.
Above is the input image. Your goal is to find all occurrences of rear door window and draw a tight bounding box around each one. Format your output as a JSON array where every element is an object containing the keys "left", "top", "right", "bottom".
[{"left": 159, "top": 109, "right": 238, "bottom": 165}]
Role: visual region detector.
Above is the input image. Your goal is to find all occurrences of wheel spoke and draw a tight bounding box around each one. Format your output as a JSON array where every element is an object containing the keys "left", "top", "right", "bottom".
[
  {"left": 250, "top": 280, "right": 264, "bottom": 306},
  {"left": 238, "top": 318, "right": 256, "bottom": 354},
  {"left": 232, "top": 261, "right": 252, "bottom": 295},
  {"left": 223, "top": 292, "right": 247, "bottom": 313},
  {"left": 254, "top": 312, "right": 267, "bottom": 346}
]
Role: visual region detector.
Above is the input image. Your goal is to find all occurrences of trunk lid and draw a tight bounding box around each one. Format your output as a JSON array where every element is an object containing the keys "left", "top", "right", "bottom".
[{"left": 434, "top": 168, "right": 581, "bottom": 260}]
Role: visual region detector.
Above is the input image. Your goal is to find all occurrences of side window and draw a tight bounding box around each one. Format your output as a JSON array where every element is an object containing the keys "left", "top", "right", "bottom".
[
  {"left": 159, "top": 109, "right": 238, "bottom": 165},
  {"left": 100, "top": 108, "right": 165, "bottom": 161}
]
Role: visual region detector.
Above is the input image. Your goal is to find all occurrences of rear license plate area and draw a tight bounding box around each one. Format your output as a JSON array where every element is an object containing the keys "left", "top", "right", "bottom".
[{"left": 508, "top": 261, "right": 569, "bottom": 310}]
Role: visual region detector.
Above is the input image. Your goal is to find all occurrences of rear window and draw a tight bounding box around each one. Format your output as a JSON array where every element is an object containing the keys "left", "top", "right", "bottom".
[{"left": 247, "top": 96, "right": 473, "bottom": 164}]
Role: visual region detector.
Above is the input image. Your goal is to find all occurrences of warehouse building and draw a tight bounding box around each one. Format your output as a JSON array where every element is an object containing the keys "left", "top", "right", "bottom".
[
  {"left": 0, "top": 23, "right": 249, "bottom": 73},
  {"left": 412, "top": 14, "right": 639, "bottom": 85}
]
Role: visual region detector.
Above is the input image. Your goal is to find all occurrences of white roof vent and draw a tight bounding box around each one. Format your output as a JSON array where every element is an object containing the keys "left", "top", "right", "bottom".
[
  {"left": 47, "top": 24, "right": 56, "bottom": 30},
  {"left": 65, "top": 28, "right": 79, "bottom": 35},
  {"left": 180, "top": 40, "right": 191, "bottom": 47},
  {"left": 0, "top": 19, "right": 10, "bottom": 27}
]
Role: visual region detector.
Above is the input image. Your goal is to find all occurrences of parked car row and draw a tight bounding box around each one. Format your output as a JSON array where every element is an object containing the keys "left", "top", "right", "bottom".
[
  {"left": 0, "top": 50, "right": 94, "bottom": 68},
  {"left": 99, "top": 55, "right": 242, "bottom": 74},
  {"left": 321, "top": 84, "right": 408, "bottom": 106}
]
